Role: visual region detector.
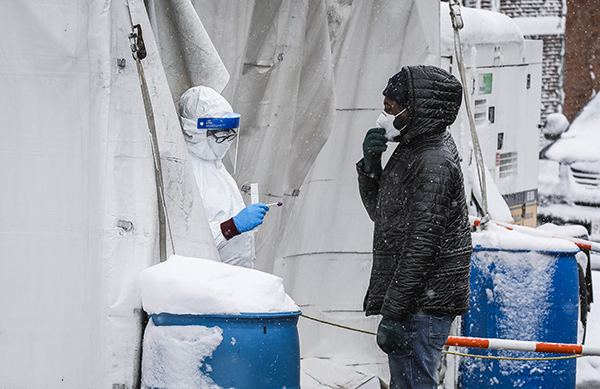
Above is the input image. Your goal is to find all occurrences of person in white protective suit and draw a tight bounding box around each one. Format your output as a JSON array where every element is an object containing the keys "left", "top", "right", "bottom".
[{"left": 179, "top": 86, "right": 270, "bottom": 268}]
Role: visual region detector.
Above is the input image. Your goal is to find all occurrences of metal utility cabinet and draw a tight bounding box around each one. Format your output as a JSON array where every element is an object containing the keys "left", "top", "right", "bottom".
[{"left": 441, "top": 6, "right": 543, "bottom": 227}]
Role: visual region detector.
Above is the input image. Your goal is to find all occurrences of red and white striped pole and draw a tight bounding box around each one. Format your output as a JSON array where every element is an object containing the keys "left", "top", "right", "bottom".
[
  {"left": 470, "top": 216, "right": 600, "bottom": 253},
  {"left": 446, "top": 336, "right": 600, "bottom": 356}
]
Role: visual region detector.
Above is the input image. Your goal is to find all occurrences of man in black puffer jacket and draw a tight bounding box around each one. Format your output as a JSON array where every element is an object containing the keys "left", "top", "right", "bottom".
[{"left": 357, "top": 65, "right": 472, "bottom": 389}]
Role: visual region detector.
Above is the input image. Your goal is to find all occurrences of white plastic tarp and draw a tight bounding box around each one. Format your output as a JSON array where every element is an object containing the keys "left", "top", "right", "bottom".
[
  {"left": 190, "top": 2, "right": 442, "bottom": 379},
  {"left": 184, "top": 0, "right": 338, "bottom": 268},
  {"left": 0, "top": 0, "right": 219, "bottom": 387}
]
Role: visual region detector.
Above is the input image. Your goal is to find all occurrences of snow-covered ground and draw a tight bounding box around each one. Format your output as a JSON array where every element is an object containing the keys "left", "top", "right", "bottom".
[
  {"left": 538, "top": 101, "right": 600, "bottom": 386},
  {"left": 538, "top": 159, "right": 600, "bottom": 386},
  {"left": 577, "top": 262, "right": 600, "bottom": 388}
]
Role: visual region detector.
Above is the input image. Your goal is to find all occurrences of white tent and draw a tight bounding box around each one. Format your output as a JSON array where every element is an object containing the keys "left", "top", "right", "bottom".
[{"left": 0, "top": 0, "right": 441, "bottom": 387}]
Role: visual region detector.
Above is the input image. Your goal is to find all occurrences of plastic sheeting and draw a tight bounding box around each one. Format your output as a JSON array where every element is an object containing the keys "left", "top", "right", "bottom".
[
  {"left": 185, "top": 0, "right": 338, "bottom": 267},
  {"left": 146, "top": 0, "right": 230, "bottom": 97},
  {"left": 187, "top": 0, "right": 441, "bottom": 269},
  {"left": 0, "top": 0, "right": 219, "bottom": 387}
]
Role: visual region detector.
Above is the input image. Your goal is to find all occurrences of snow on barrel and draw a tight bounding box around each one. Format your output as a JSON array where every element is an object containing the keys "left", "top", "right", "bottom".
[
  {"left": 462, "top": 224, "right": 580, "bottom": 388},
  {"left": 139, "top": 255, "right": 301, "bottom": 389}
]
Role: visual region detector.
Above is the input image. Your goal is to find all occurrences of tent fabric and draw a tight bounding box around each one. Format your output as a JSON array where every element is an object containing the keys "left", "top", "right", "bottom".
[
  {"left": 187, "top": 0, "right": 338, "bottom": 268},
  {"left": 191, "top": 0, "right": 441, "bottom": 271},
  {"left": 274, "top": 0, "right": 442, "bottom": 265},
  {"left": 146, "top": 0, "right": 230, "bottom": 99},
  {"left": 0, "top": 0, "right": 219, "bottom": 387},
  {"left": 0, "top": 0, "right": 441, "bottom": 387}
]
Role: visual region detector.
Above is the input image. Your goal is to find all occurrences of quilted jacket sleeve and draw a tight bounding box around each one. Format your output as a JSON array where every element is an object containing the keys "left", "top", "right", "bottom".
[{"left": 357, "top": 158, "right": 381, "bottom": 222}]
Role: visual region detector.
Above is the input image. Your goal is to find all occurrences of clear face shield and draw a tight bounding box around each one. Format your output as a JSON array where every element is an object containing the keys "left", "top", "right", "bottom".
[
  {"left": 198, "top": 113, "right": 241, "bottom": 173},
  {"left": 220, "top": 131, "right": 239, "bottom": 175}
]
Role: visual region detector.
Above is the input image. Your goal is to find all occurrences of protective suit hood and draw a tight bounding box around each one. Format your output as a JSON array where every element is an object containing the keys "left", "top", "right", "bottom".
[
  {"left": 179, "top": 86, "right": 235, "bottom": 161},
  {"left": 178, "top": 85, "right": 255, "bottom": 268}
]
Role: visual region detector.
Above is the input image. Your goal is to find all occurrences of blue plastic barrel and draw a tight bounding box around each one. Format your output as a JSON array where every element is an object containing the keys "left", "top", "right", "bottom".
[
  {"left": 149, "top": 311, "right": 301, "bottom": 389},
  {"left": 460, "top": 247, "right": 579, "bottom": 388}
]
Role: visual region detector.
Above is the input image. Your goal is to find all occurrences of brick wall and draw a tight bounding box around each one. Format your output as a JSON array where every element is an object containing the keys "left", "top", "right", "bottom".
[
  {"left": 563, "top": 0, "right": 600, "bottom": 120},
  {"left": 529, "top": 34, "right": 564, "bottom": 119},
  {"left": 499, "top": 0, "right": 563, "bottom": 17},
  {"left": 463, "top": 0, "right": 494, "bottom": 9},
  {"left": 463, "top": 0, "right": 563, "bottom": 15}
]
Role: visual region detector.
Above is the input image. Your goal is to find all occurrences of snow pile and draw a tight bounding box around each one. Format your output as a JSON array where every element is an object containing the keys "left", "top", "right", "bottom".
[
  {"left": 142, "top": 323, "right": 224, "bottom": 389},
  {"left": 536, "top": 222, "right": 589, "bottom": 239},
  {"left": 542, "top": 112, "right": 569, "bottom": 139},
  {"left": 538, "top": 159, "right": 562, "bottom": 201},
  {"left": 472, "top": 222, "right": 579, "bottom": 253},
  {"left": 139, "top": 254, "right": 299, "bottom": 315},
  {"left": 540, "top": 94, "right": 600, "bottom": 213}
]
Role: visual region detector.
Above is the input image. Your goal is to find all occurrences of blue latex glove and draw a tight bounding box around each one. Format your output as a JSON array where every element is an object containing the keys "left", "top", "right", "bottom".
[
  {"left": 232, "top": 203, "right": 269, "bottom": 233},
  {"left": 376, "top": 316, "right": 407, "bottom": 354}
]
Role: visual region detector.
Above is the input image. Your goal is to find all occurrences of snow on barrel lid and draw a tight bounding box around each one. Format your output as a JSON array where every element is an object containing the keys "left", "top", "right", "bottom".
[
  {"left": 472, "top": 222, "right": 580, "bottom": 253},
  {"left": 139, "top": 255, "right": 300, "bottom": 315}
]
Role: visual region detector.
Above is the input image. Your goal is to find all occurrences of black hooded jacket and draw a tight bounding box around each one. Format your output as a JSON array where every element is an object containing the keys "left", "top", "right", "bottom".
[{"left": 357, "top": 65, "right": 472, "bottom": 322}]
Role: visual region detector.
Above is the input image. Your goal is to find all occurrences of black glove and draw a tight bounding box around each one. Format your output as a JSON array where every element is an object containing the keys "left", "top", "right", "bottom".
[
  {"left": 362, "top": 128, "right": 387, "bottom": 172},
  {"left": 376, "top": 316, "right": 406, "bottom": 354}
]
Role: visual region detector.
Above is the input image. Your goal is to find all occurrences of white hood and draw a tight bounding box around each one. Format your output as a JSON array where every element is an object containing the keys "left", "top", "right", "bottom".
[{"left": 179, "top": 85, "right": 235, "bottom": 161}]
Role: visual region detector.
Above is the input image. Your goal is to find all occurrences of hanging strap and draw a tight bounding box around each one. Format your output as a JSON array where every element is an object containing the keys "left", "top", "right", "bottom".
[
  {"left": 126, "top": 1, "right": 175, "bottom": 261},
  {"left": 448, "top": 2, "right": 491, "bottom": 227}
]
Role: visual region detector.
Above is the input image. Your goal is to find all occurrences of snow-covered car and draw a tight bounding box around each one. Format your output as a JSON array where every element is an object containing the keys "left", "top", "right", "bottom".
[
  {"left": 540, "top": 94, "right": 600, "bottom": 206},
  {"left": 539, "top": 95, "right": 600, "bottom": 241}
]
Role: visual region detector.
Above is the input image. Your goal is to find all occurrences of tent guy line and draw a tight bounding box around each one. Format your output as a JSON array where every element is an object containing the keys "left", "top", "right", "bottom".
[{"left": 300, "top": 314, "right": 600, "bottom": 358}]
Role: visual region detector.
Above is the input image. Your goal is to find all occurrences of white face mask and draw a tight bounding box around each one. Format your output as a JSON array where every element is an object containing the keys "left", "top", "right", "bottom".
[{"left": 376, "top": 108, "right": 407, "bottom": 142}]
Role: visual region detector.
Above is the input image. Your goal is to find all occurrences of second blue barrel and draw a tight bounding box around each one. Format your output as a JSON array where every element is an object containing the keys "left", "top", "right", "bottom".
[{"left": 460, "top": 243, "right": 580, "bottom": 388}]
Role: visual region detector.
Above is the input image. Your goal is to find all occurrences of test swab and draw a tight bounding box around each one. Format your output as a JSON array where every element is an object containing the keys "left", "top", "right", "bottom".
[
  {"left": 251, "top": 183, "right": 259, "bottom": 204},
  {"left": 266, "top": 202, "right": 283, "bottom": 207}
]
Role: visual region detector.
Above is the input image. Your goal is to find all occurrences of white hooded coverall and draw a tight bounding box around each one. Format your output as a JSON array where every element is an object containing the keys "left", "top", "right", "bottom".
[{"left": 179, "top": 86, "right": 255, "bottom": 268}]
